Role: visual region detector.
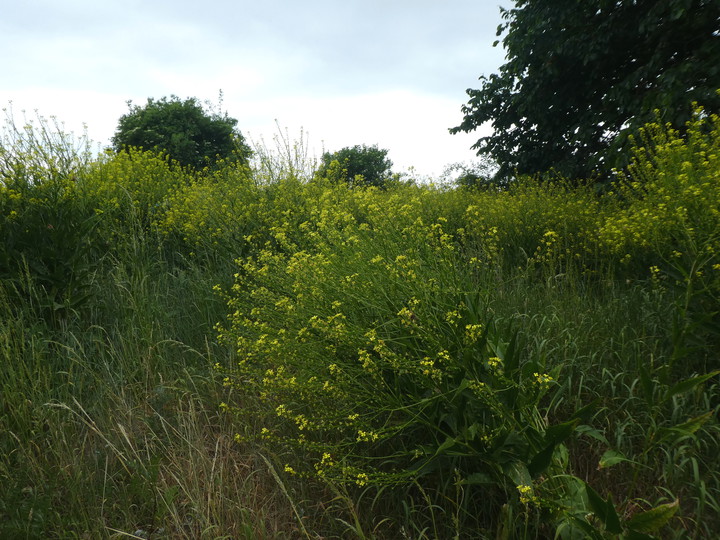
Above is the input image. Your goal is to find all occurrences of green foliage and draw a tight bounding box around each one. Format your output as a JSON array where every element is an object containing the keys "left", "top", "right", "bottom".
[
  {"left": 111, "top": 95, "right": 252, "bottom": 171},
  {"left": 216, "top": 111, "right": 720, "bottom": 536},
  {"left": 0, "top": 109, "right": 102, "bottom": 322},
  {"left": 1, "top": 106, "right": 93, "bottom": 185},
  {"left": 442, "top": 158, "right": 503, "bottom": 191},
  {"left": 217, "top": 188, "right": 578, "bottom": 534},
  {"left": 2, "top": 107, "right": 720, "bottom": 537},
  {"left": 598, "top": 108, "right": 720, "bottom": 373},
  {"left": 78, "top": 148, "right": 189, "bottom": 237},
  {"left": 452, "top": 1, "right": 720, "bottom": 182},
  {"left": 316, "top": 144, "right": 393, "bottom": 188}
]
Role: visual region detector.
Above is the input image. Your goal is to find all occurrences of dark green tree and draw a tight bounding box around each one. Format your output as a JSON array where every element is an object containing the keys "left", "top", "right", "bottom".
[
  {"left": 111, "top": 95, "right": 252, "bottom": 170},
  {"left": 317, "top": 144, "right": 393, "bottom": 188},
  {"left": 442, "top": 158, "right": 503, "bottom": 191},
  {"left": 451, "top": 0, "right": 720, "bottom": 182}
]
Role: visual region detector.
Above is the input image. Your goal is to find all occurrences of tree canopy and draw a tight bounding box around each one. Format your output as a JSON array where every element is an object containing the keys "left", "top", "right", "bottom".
[
  {"left": 317, "top": 144, "right": 393, "bottom": 188},
  {"left": 451, "top": 0, "right": 720, "bottom": 182},
  {"left": 112, "top": 95, "right": 251, "bottom": 170}
]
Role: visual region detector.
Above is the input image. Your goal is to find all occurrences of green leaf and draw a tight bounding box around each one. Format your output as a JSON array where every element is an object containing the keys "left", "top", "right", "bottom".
[
  {"left": 570, "top": 400, "right": 598, "bottom": 424},
  {"left": 503, "top": 330, "right": 520, "bottom": 373},
  {"left": 664, "top": 371, "right": 720, "bottom": 402},
  {"left": 545, "top": 418, "right": 580, "bottom": 446},
  {"left": 654, "top": 411, "right": 714, "bottom": 444},
  {"left": 575, "top": 424, "right": 608, "bottom": 445},
  {"left": 433, "top": 436, "right": 456, "bottom": 457},
  {"left": 556, "top": 514, "right": 604, "bottom": 540},
  {"left": 504, "top": 461, "right": 532, "bottom": 489},
  {"left": 459, "top": 472, "right": 495, "bottom": 486},
  {"left": 626, "top": 500, "right": 679, "bottom": 533},
  {"left": 527, "top": 418, "right": 580, "bottom": 477},
  {"left": 598, "top": 449, "right": 632, "bottom": 469},
  {"left": 528, "top": 442, "right": 555, "bottom": 477},
  {"left": 672, "top": 411, "right": 714, "bottom": 434},
  {"left": 654, "top": 411, "right": 713, "bottom": 445},
  {"left": 638, "top": 362, "right": 656, "bottom": 407},
  {"left": 585, "top": 485, "right": 622, "bottom": 534}
]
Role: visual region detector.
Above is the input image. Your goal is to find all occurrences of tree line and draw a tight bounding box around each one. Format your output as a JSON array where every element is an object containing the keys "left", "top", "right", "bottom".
[{"left": 112, "top": 0, "right": 719, "bottom": 187}]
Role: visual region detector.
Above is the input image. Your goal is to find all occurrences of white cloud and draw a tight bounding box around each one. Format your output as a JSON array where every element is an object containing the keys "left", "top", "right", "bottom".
[{"left": 1, "top": 0, "right": 506, "bottom": 177}]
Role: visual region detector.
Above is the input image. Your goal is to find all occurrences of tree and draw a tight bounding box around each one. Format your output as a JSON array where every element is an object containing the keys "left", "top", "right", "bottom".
[
  {"left": 451, "top": 0, "right": 720, "bottom": 182},
  {"left": 111, "top": 95, "right": 252, "bottom": 170},
  {"left": 317, "top": 144, "right": 393, "bottom": 188},
  {"left": 441, "top": 158, "right": 503, "bottom": 191}
]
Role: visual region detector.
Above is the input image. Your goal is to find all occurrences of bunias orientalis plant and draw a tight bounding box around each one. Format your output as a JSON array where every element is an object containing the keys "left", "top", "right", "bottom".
[
  {"left": 0, "top": 107, "right": 102, "bottom": 322},
  {"left": 215, "top": 184, "right": 685, "bottom": 537},
  {"left": 599, "top": 105, "right": 720, "bottom": 377}
]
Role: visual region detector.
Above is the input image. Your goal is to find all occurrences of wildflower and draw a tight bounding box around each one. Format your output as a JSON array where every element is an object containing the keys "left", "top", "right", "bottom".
[
  {"left": 468, "top": 380, "right": 487, "bottom": 395},
  {"left": 328, "top": 363, "right": 341, "bottom": 375},
  {"left": 397, "top": 306, "right": 418, "bottom": 326},
  {"left": 445, "top": 310, "right": 461, "bottom": 325},
  {"left": 356, "top": 472, "right": 370, "bottom": 486},
  {"left": 487, "top": 356, "right": 503, "bottom": 373},
  {"left": 284, "top": 464, "right": 296, "bottom": 475},
  {"left": 419, "top": 357, "right": 439, "bottom": 379},
  {"left": 465, "top": 324, "right": 483, "bottom": 343},
  {"left": 295, "top": 414, "right": 309, "bottom": 430},
  {"left": 357, "top": 428, "right": 380, "bottom": 442},
  {"left": 533, "top": 372, "right": 554, "bottom": 389},
  {"left": 516, "top": 484, "right": 538, "bottom": 506}
]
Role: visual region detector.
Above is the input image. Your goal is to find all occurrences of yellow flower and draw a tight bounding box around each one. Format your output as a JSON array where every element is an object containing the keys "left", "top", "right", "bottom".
[
  {"left": 464, "top": 324, "right": 484, "bottom": 343},
  {"left": 487, "top": 356, "right": 503, "bottom": 373},
  {"left": 516, "top": 484, "right": 537, "bottom": 505},
  {"left": 533, "top": 372, "right": 554, "bottom": 388}
]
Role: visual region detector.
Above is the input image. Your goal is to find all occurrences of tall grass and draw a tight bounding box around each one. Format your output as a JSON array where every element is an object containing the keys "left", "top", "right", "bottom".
[{"left": 1, "top": 107, "right": 719, "bottom": 538}]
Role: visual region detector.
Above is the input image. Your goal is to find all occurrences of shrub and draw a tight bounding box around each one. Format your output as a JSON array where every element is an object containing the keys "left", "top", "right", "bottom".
[
  {"left": 316, "top": 144, "right": 393, "bottom": 188},
  {"left": 111, "top": 95, "right": 252, "bottom": 171}
]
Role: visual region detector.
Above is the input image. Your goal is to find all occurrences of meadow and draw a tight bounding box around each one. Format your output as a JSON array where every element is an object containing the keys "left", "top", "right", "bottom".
[{"left": 1, "top": 109, "right": 719, "bottom": 538}]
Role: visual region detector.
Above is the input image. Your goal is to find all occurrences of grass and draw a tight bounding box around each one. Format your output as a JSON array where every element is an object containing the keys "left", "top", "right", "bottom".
[
  {"left": 0, "top": 244, "right": 299, "bottom": 538},
  {"left": 1, "top": 110, "right": 719, "bottom": 538}
]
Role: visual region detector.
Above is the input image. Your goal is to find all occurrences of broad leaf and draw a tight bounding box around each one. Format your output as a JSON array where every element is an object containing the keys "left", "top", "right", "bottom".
[
  {"left": 585, "top": 485, "right": 622, "bottom": 534},
  {"left": 598, "top": 449, "right": 632, "bottom": 469},
  {"left": 664, "top": 371, "right": 720, "bottom": 402},
  {"left": 626, "top": 500, "right": 680, "bottom": 534}
]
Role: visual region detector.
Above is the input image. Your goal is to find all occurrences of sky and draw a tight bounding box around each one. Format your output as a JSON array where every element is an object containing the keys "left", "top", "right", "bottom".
[{"left": 1, "top": 1, "right": 508, "bottom": 178}]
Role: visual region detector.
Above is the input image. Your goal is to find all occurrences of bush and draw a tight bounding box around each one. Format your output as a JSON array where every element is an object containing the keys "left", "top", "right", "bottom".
[
  {"left": 111, "top": 95, "right": 252, "bottom": 171},
  {"left": 316, "top": 144, "right": 393, "bottom": 188}
]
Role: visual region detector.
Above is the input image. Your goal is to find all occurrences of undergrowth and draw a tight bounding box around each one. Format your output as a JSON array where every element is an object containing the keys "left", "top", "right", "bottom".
[{"left": 1, "top": 107, "right": 718, "bottom": 538}]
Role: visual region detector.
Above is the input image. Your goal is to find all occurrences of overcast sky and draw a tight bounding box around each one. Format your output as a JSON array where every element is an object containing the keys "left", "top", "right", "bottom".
[{"left": 2, "top": 1, "right": 508, "bottom": 177}]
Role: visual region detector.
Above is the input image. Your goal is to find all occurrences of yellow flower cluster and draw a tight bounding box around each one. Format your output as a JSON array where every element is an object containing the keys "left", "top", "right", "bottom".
[
  {"left": 533, "top": 372, "right": 555, "bottom": 389},
  {"left": 516, "top": 484, "right": 539, "bottom": 506}
]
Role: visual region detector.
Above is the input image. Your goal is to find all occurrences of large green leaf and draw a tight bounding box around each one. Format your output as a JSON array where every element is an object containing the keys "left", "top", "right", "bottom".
[
  {"left": 598, "top": 449, "right": 634, "bottom": 469},
  {"left": 654, "top": 411, "right": 715, "bottom": 445},
  {"left": 663, "top": 370, "right": 720, "bottom": 401},
  {"left": 585, "top": 485, "right": 622, "bottom": 534},
  {"left": 626, "top": 500, "right": 680, "bottom": 534}
]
